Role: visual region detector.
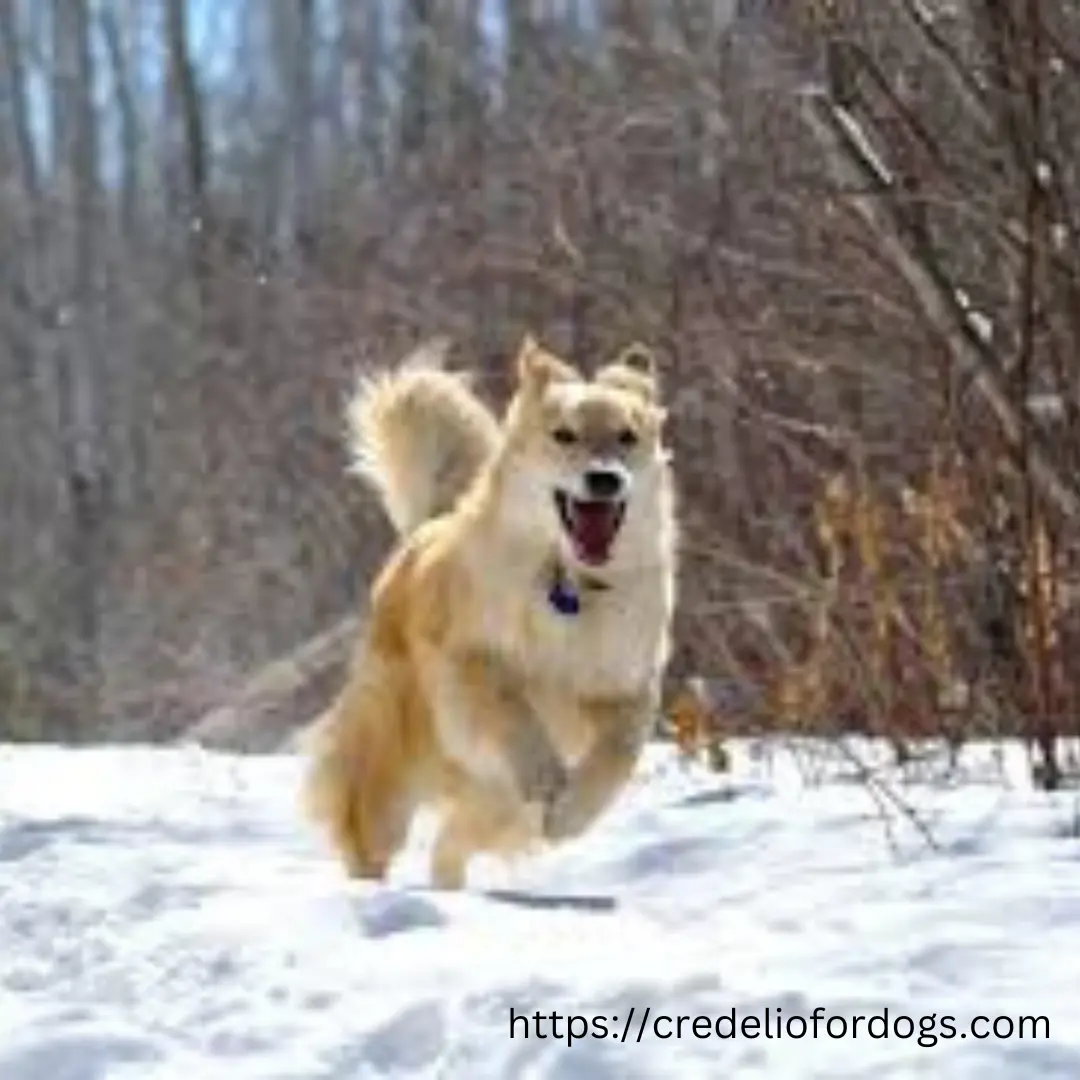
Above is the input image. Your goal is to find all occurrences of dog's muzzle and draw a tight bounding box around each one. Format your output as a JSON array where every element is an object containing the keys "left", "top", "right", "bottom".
[{"left": 555, "top": 461, "right": 631, "bottom": 567}]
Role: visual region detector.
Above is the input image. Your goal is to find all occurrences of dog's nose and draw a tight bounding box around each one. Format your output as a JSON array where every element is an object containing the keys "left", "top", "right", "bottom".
[{"left": 583, "top": 467, "right": 625, "bottom": 500}]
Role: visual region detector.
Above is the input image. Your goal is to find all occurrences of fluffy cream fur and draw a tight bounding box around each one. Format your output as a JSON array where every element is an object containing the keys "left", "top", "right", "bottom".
[{"left": 304, "top": 335, "right": 678, "bottom": 889}]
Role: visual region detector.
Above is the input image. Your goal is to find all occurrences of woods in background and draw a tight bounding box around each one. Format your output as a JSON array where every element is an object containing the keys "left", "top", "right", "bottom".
[{"left": 3, "top": 1, "right": 1080, "bottom": 786}]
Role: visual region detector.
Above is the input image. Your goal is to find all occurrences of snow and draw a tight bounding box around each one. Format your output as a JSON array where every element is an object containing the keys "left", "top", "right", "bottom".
[{"left": 1, "top": 738, "right": 1079, "bottom": 1079}]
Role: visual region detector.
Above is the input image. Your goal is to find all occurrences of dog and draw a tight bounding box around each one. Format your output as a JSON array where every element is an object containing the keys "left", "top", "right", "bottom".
[{"left": 303, "top": 334, "right": 678, "bottom": 888}]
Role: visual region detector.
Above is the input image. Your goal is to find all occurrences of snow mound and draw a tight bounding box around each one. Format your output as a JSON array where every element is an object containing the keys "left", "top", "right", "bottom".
[{"left": 0, "top": 739, "right": 1078, "bottom": 1078}]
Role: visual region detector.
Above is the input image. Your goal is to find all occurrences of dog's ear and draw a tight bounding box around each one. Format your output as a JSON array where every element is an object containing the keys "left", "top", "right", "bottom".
[
  {"left": 596, "top": 342, "right": 661, "bottom": 402},
  {"left": 515, "top": 334, "right": 578, "bottom": 393},
  {"left": 515, "top": 333, "right": 542, "bottom": 379},
  {"left": 616, "top": 343, "right": 658, "bottom": 381}
]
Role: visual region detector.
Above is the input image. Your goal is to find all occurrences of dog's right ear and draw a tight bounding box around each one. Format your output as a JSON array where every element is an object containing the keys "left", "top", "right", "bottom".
[{"left": 515, "top": 334, "right": 578, "bottom": 394}]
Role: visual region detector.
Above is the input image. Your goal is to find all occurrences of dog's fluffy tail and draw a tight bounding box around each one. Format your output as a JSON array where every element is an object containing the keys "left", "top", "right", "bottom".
[{"left": 346, "top": 337, "right": 501, "bottom": 535}]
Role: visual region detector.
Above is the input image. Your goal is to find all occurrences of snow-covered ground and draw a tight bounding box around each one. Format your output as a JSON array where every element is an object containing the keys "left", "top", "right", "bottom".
[{"left": 0, "top": 738, "right": 1078, "bottom": 1080}]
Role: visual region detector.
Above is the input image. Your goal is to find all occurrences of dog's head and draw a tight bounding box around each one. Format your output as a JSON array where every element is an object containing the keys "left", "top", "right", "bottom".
[{"left": 500, "top": 335, "right": 670, "bottom": 569}]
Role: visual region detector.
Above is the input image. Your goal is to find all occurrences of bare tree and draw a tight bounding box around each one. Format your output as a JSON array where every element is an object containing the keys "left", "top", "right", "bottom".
[
  {"left": 400, "top": 0, "right": 435, "bottom": 157},
  {"left": 163, "top": 0, "right": 208, "bottom": 240},
  {"left": 46, "top": 0, "right": 105, "bottom": 732},
  {"left": 0, "top": 3, "right": 41, "bottom": 208},
  {"left": 0, "top": 0, "right": 1078, "bottom": 781},
  {"left": 99, "top": 4, "right": 143, "bottom": 239}
]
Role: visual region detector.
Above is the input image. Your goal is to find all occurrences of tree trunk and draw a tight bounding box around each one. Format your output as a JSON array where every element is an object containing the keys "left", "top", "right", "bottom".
[
  {"left": 164, "top": 0, "right": 208, "bottom": 251},
  {"left": 50, "top": 0, "right": 105, "bottom": 735},
  {"left": 400, "top": 0, "right": 434, "bottom": 157},
  {"left": 99, "top": 5, "right": 141, "bottom": 240},
  {"left": 358, "top": 1, "right": 387, "bottom": 176},
  {"left": 0, "top": 4, "right": 41, "bottom": 206},
  {"left": 275, "top": 0, "right": 316, "bottom": 258}
]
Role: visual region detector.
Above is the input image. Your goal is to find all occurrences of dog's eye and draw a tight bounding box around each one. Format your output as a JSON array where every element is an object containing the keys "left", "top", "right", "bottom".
[
  {"left": 617, "top": 428, "right": 639, "bottom": 448},
  {"left": 552, "top": 427, "right": 578, "bottom": 446}
]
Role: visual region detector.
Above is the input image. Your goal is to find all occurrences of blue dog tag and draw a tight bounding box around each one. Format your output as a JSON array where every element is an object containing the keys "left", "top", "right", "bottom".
[{"left": 547, "top": 576, "right": 581, "bottom": 616}]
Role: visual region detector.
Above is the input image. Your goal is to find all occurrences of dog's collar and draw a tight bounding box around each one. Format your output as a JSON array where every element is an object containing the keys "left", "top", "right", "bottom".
[{"left": 546, "top": 561, "right": 610, "bottom": 617}]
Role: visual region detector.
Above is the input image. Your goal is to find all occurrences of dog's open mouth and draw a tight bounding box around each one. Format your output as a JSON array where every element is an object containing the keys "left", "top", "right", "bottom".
[{"left": 555, "top": 491, "right": 626, "bottom": 566}]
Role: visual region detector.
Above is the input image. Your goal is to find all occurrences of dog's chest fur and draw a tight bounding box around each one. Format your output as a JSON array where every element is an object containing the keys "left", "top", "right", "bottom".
[{"left": 489, "top": 567, "right": 672, "bottom": 700}]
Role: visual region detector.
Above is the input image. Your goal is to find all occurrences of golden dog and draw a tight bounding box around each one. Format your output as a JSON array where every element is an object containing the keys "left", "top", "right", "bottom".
[{"left": 304, "top": 335, "right": 677, "bottom": 888}]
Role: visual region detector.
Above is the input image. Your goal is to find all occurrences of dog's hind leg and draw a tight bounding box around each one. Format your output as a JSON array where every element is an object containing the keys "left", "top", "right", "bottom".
[{"left": 303, "top": 649, "right": 421, "bottom": 881}]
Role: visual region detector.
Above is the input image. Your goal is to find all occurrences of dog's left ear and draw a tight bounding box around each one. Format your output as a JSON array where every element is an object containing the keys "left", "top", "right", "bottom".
[
  {"left": 515, "top": 334, "right": 578, "bottom": 393},
  {"left": 616, "top": 343, "right": 658, "bottom": 381},
  {"left": 596, "top": 342, "right": 661, "bottom": 402}
]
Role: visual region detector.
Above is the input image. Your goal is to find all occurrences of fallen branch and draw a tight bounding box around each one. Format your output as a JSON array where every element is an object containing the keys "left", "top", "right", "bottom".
[{"left": 183, "top": 615, "right": 358, "bottom": 754}]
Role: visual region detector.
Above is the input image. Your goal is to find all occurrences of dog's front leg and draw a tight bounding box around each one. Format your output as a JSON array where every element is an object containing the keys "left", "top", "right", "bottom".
[
  {"left": 542, "top": 695, "right": 652, "bottom": 842},
  {"left": 448, "top": 649, "right": 569, "bottom": 808}
]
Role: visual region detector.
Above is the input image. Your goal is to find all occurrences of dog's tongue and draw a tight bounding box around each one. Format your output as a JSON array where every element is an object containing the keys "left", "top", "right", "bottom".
[{"left": 569, "top": 500, "right": 621, "bottom": 563}]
